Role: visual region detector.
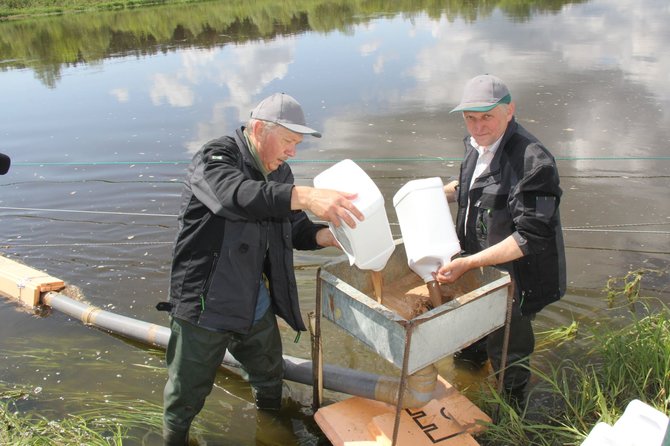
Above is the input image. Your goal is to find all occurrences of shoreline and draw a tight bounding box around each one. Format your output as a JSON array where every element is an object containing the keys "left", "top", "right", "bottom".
[{"left": 0, "top": 0, "right": 209, "bottom": 20}]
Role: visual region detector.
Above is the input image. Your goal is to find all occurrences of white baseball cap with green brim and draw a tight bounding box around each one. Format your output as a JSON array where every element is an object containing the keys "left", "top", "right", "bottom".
[
  {"left": 450, "top": 74, "right": 512, "bottom": 113},
  {"left": 250, "top": 92, "right": 322, "bottom": 137}
]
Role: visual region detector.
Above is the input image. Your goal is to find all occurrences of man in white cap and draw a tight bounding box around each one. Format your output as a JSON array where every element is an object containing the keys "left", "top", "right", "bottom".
[
  {"left": 160, "top": 93, "right": 363, "bottom": 445},
  {"left": 437, "top": 75, "right": 566, "bottom": 400}
]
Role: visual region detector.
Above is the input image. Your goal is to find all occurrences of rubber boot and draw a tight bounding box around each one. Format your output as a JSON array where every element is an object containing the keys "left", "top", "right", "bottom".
[
  {"left": 255, "top": 395, "right": 282, "bottom": 411},
  {"left": 163, "top": 425, "right": 189, "bottom": 446}
]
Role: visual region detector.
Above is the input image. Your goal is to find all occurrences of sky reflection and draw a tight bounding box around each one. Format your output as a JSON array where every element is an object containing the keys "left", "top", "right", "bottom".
[
  {"left": 2, "top": 0, "right": 668, "bottom": 168},
  {"left": 0, "top": 4, "right": 668, "bottom": 444},
  {"left": 117, "top": 0, "right": 669, "bottom": 163}
]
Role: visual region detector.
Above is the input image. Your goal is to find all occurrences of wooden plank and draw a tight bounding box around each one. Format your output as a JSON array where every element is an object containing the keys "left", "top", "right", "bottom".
[
  {"left": 369, "top": 403, "right": 480, "bottom": 445},
  {"left": 315, "top": 376, "right": 489, "bottom": 446},
  {"left": 0, "top": 255, "right": 65, "bottom": 307},
  {"left": 314, "top": 397, "right": 389, "bottom": 445}
]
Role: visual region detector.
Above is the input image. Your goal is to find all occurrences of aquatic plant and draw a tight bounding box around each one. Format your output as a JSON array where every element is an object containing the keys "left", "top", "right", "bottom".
[
  {"left": 604, "top": 268, "right": 665, "bottom": 307},
  {"left": 477, "top": 270, "right": 670, "bottom": 446},
  {"left": 0, "top": 395, "right": 127, "bottom": 445},
  {"left": 0, "top": 376, "right": 236, "bottom": 444},
  {"left": 535, "top": 320, "right": 578, "bottom": 351}
]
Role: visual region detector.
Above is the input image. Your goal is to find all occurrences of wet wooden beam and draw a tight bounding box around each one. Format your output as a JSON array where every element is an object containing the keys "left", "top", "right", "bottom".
[{"left": 0, "top": 255, "right": 65, "bottom": 307}]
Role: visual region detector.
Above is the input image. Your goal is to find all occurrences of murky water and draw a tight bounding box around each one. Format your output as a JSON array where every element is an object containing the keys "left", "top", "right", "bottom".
[{"left": 1, "top": 0, "right": 669, "bottom": 444}]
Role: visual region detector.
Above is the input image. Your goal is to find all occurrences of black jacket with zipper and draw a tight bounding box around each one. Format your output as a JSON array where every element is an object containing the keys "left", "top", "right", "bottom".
[
  {"left": 455, "top": 118, "right": 566, "bottom": 314},
  {"left": 167, "top": 127, "right": 326, "bottom": 334}
]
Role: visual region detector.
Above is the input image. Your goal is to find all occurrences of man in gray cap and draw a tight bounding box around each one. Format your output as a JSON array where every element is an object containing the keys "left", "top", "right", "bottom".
[
  {"left": 437, "top": 75, "right": 566, "bottom": 400},
  {"left": 160, "top": 92, "right": 363, "bottom": 445}
]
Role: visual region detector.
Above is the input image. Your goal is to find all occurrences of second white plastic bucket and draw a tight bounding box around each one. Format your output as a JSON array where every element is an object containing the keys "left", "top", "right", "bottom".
[
  {"left": 392, "top": 177, "right": 461, "bottom": 282},
  {"left": 313, "top": 159, "right": 395, "bottom": 271}
]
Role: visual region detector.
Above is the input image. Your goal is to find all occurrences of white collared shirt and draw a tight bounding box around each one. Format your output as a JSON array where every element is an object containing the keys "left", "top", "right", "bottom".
[
  {"left": 468, "top": 135, "right": 503, "bottom": 189},
  {"left": 465, "top": 134, "right": 504, "bottom": 234}
]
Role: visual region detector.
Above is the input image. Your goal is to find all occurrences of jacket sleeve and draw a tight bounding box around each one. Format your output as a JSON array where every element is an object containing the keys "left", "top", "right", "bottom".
[
  {"left": 291, "top": 210, "right": 328, "bottom": 250},
  {"left": 189, "top": 138, "right": 294, "bottom": 220},
  {"left": 509, "top": 143, "right": 562, "bottom": 256}
]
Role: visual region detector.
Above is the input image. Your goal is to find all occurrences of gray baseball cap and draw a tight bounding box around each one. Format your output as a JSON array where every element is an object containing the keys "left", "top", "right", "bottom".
[
  {"left": 250, "top": 93, "right": 322, "bottom": 138},
  {"left": 450, "top": 74, "right": 512, "bottom": 113}
]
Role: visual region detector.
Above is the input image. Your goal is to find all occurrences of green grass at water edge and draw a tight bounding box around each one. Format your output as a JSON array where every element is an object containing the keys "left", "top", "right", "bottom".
[
  {"left": 1, "top": 382, "right": 155, "bottom": 445},
  {"left": 477, "top": 269, "right": 670, "bottom": 446},
  {"left": 1, "top": 379, "right": 229, "bottom": 444},
  {"left": 1, "top": 398, "right": 126, "bottom": 445}
]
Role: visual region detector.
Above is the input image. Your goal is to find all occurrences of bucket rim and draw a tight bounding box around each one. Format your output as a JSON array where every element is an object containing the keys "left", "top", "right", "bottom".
[{"left": 392, "top": 177, "right": 444, "bottom": 207}]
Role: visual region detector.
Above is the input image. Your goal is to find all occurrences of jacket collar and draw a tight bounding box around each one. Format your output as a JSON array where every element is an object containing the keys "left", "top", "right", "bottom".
[
  {"left": 234, "top": 126, "right": 289, "bottom": 181},
  {"left": 235, "top": 126, "right": 268, "bottom": 181},
  {"left": 235, "top": 127, "right": 255, "bottom": 167},
  {"left": 489, "top": 117, "right": 518, "bottom": 174}
]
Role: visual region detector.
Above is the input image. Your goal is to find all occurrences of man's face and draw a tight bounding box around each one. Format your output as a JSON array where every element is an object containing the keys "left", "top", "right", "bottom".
[
  {"left": 255, "top": 123, "right": 303, "bottom": 172},
  {"left": 462, "top": 102, "right": 515, "bottom": 148}
]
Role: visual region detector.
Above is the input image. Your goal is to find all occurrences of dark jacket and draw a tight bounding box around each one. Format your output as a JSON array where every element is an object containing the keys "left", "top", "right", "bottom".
[
  {"left": 167, "top": 127, "right": 326, "bottom": 333},
  {"left": 455, "top": 118, "right": 566, "bottom": 314}
]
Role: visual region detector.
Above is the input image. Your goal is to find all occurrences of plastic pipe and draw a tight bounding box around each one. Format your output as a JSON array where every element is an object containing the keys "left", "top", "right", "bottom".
[{"left": 42, "top": 291, "right": 436, "bottom": 407}]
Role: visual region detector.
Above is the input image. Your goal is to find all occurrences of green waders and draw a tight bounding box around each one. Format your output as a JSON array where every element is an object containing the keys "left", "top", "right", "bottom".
[{"left": 162, "top": 308, "right": 284, "bottom": 445}]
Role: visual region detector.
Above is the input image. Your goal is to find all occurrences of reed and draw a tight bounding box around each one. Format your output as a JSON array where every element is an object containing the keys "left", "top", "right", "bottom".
[
  {"left": 0, "top": 378, "right": 234, "bottom": 444},
  {"left": 604, "top": 268, "right": 664, "bottom": 306},
  {"left": 476, "top": 269, "right": 670, "bottom": 446},
  {"left": 535, "top": 320, "right": 579, "bottom": 351},
  {"left": 0, "top": 398, "right": 127, "bottom": 445}
]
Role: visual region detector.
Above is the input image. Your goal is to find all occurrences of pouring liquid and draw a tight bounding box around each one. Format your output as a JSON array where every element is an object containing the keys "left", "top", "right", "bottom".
[{"left": 371, "top": 270, "right": 384, "bottom": 303}]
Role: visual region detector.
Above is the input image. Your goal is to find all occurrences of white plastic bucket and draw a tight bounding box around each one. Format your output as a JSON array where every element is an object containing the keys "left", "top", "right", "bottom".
[
  {"left": 392, "top": 177, "right": 461, "bottom": 282},
  {"left": 611, "top": 399, "right": 669, "bottom": 446},
  {"left": 581, "top": 423, "right": 625, "bottom": 446},
  {"left": 581, "top": 399, "right": 670, "bottom": 446},
  {"left": 313, "top": 159, "right": 395, "bottom": 271}
]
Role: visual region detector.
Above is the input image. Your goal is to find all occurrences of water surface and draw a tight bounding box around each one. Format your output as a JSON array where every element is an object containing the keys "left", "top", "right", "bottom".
[{"left": 1, "top": 0, "right": 669, "bottom": 444}]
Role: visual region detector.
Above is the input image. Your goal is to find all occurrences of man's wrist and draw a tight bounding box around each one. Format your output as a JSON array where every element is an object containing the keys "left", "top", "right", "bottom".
[{"left": 291, "top": 185, "right": 310, "bottom": 210}]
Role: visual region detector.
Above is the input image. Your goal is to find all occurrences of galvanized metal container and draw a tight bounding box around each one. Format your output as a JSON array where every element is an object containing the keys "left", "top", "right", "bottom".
[{"left": 318, "top": 239, "right": 512, "bottom": 375}]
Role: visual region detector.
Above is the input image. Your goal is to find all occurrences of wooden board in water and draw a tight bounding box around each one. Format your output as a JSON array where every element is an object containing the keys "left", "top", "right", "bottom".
[
  {"left": 315, "top": 375, "right": 488, "bottom": 446},
  {"left": 0, "top": 256, "right": 65, "bottom": 307}
]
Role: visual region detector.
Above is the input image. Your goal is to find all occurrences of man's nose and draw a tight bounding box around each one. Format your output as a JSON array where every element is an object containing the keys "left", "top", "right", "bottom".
[{"left": 286, "top": 144, "right": 297, "bottom": 157}]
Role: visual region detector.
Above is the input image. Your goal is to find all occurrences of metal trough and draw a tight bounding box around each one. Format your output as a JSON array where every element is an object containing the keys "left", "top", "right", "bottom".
[
  {"left": 317, "top": 239, "right": 512, "bottom": 375},
  {"left": 312, "top": 239, "right": 513, "bottom": 445}
]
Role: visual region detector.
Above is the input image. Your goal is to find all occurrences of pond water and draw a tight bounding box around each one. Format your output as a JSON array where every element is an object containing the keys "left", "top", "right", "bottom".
[{"left": 1, "top": 0, "right": 669, "bottom": 444}]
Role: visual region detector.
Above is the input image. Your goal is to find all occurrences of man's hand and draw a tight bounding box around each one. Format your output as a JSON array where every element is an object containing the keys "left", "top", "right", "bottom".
[
  {"left": 433, "top": 257, "right": 473, "bottom": 284},
  {"left": 292, "top": 186, "right": 364, "bottom": 228},
  {"left": 443, "top": 180, "right": 458, "bottom": 203},
  {"left": 315, "top": 227, "right": 341, "bottom": 248},
  {"left": 434, "top": 236, "right": 524, "bottom": 283}
]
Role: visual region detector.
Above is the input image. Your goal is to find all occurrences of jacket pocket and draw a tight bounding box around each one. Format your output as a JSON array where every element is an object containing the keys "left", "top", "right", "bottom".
[
  {"left": 200, "top": 252, "right": 220, "bottom": 304},
  {"left": 513, "top": 249, "right": 560, "bottom": 314},
  {"left": 474, "top": 189, "right": 511, "bottom": 247}
]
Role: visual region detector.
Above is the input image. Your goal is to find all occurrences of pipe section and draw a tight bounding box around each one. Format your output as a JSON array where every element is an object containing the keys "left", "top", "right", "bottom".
[
  {"left": 375, "top": 364, "right": 438, "bottom": 408},
  {"left": 42, "top": 291, "right": 436, "bottom": 407}
]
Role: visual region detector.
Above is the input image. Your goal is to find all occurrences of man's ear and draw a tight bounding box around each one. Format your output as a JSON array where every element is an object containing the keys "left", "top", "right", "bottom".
[
  {"left": 507, "top": 102, "right": 516, "bottom": 121},
  {"left": 249, "top": 120, "right": 266, "bottom": 145},
  {"left": 251, "top": 119, "right": 264, "bottom": 136}
]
